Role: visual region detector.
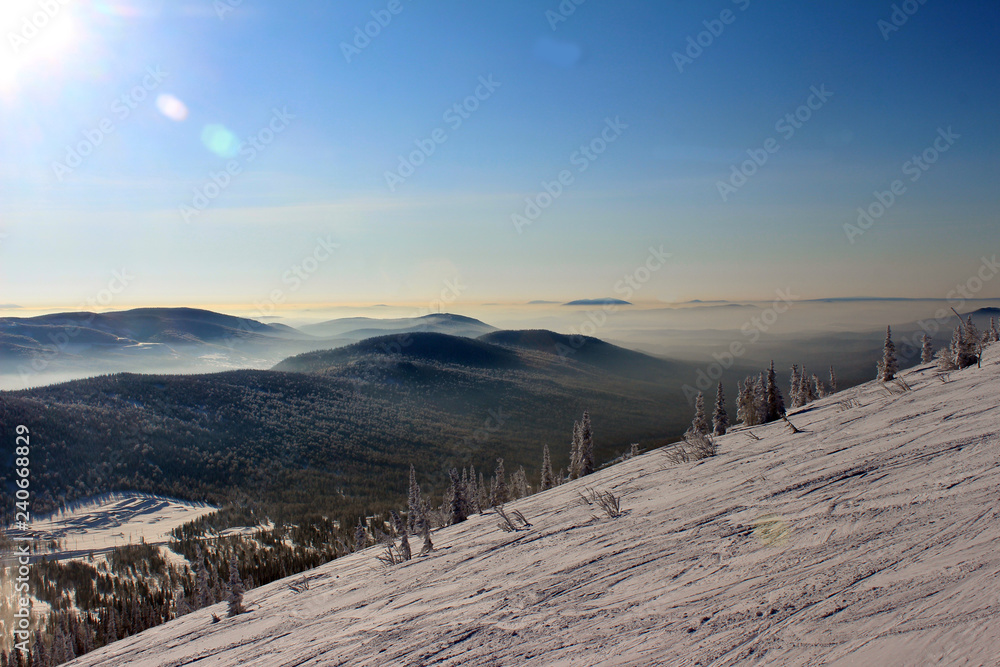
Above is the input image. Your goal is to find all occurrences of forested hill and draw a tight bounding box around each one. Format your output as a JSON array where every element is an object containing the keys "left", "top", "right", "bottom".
[{"left": 0, "top": 331, "right": 693, "bottom": 527}]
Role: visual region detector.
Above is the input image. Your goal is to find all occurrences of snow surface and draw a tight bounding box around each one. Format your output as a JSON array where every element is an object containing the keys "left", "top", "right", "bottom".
[
  {"left": 66, "top": 350, "right": 1000, "bottom": 666},
  {"left": 13, "top": 493, "right": 216, "bottom": 565}
]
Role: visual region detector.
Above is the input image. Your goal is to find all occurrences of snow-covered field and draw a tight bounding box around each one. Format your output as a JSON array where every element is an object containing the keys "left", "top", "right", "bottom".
[
  {"left": 67, "top": 349, "right": 1000, "bottom": 666},
  {"left": 12, "top": 493, "right": 217, "bottom": 565}
]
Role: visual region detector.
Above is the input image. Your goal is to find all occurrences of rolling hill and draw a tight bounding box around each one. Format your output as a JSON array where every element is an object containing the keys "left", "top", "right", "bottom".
[
  {"left": 298, "top": 313, "right": 496, "bottom": 339},
  {"left": 0, "top": 331, "right": 695, "bottom": 527}
]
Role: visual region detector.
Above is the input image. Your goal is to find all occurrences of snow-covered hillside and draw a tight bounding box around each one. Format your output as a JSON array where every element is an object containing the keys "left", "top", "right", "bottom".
[
  {"left": 67, "top": 350, "right": 1000, "bottom": 666},
  {"left": 12, "top": 493, "right": 216, "bottom": 566}
]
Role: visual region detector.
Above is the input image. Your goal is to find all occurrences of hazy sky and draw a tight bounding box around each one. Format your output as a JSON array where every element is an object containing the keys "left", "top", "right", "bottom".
[{"left": 1, "top": 1, "right": 998, "bottom": 314}]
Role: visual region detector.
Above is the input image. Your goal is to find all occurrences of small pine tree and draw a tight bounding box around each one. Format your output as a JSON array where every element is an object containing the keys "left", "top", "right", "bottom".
[
  {"left": 828, "top": 365, "right": 837, "bottom": 393},
  {"left": 419, "top": 504, "right": 434, "bottom": 556},
  {"left": 789, "top": 365, "right": 802, "bottom": 408},
  {"left": 690, "top": 393, "right": 709, "bottom": 435},
  {"left": 754, "top": 373, "right": 768, "bottom": 422},
  {"left": 878, "top": 325, "right": 898, "bottom": 381},
  {"left": 491, "top": 459, "right": 508, "bottom": 507},
  {"left": 227, "top": 553, "right": 244, "bottom": 617},
  {"left": 736, "top": 378, "right": 757, "bottom": 426},
  {"left": 511, "top": 466, "right": 530, "bottom": 499},
  {"left": 448, "top": 468, "right": 469, "bottom": 524},
  {"left": 540, "top": 445, "right": 554, "bottom": 491},
  {"left": 765, "top": 361, "right": 785, "bottom": 422},
  {"left": 579, "top": 410, "right": 595, "bottom": 476},
  {"left": 194, "top": 546, "right": 211, "bottom": 608},
  {"left": 477, "top": 472, "right": 488, "bottom": 511},
  {"left": 467, "top": 466, "right": 480, "bottom": 515},
  {"left": 921, "top": 334, "right": 934, "bottom": 363},
  {"left": 712, "top": 382, "right": 729, "bottom": 436},
  {"left": 406, "top": 465, "right": 421, "bottom": 533},
  {"left": 569, "top": 421, "right": 582, "bottom": 480},
  {"left": 965, "top": 316, "right": 980, "bottom": 351},
  {"left": 813, "top": 374, "right": 824, "bottom": 398}
]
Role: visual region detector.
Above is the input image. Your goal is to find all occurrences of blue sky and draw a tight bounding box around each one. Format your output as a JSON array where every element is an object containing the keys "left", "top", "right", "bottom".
[{"left": 1, "top": 0, "right": 998, "bottom": 313}]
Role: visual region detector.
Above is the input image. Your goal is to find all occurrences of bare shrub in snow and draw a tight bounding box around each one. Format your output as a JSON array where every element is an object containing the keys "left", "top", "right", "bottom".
[
  {"left": 665, "top": 431, "right": 717, "bottom": 464},
  {"left": 579, "top": 488, "right": 624, "bottom": 519},
  {"left": 494, "top": 505, "right": 531, "bottom": 532}
]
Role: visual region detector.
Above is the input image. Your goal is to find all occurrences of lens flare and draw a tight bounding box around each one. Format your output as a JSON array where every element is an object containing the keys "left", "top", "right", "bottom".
[
  {"left": 201, "top": 124, "right": 242, "bottom": 158},
  {"left": 156, "top": 94, "right": 189, "bottom": 122}
]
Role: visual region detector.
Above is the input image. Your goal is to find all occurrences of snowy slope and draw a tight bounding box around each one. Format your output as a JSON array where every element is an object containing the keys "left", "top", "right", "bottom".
[{"left": 66, "top": 349, "right": 1000, "bottom": 666}]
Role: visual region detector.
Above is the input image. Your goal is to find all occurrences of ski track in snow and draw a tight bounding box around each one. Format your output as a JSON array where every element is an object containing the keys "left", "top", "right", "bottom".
[{"left": 66, "top": 351, "right": 1000, "bottom": 666}]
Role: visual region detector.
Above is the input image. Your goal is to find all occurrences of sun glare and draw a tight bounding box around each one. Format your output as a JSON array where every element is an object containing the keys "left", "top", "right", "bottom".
[{"left": 0, "top": 1, "right": 80, "bottom": 92}]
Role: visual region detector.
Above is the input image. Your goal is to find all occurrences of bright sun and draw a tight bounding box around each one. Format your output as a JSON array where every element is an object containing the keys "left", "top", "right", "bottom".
[{"left": 0, "top": 1, "right": 80, "bottom": 92}]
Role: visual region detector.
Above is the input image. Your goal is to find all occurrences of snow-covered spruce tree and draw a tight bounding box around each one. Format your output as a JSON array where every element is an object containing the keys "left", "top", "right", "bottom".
[
  {"left": 491, "top": 458, "right": 508, "bottom": 507},
  {"left": 804, "top": 371, "right": 817, "bottom": 403},
  {"left": 194, "top": 546, "right": 212, "bottom": 608},
  {"left": 419, "top": 500, "right": 434, "bottom": 556},
  {"left": 467, "top": 466, "right": 480, "bottom": 515},
  {"left": 690, "top": 392, "right": 709, "bottom": 435},
  {"left": 448, "top": 468, "right": 469, "bottom": 524},
  {"left": 958, "top": 323, "right": 978, "bottom": 368},
  {"left": 754, "top": 373, "right": 768, "bottom": 423},
  {"left": 569, "top": 420, "right": 582, "bottom": 480},
  {"left": 800, "top": 366, "right": 812, "bottom": 405},
  {"left": 765, "top": 361, "right": 785, "bottom": 422},
  {"left": 965, "top": 316, "right": 980, "bottom": 351},
  {"left": 829, "top": 366, "right": 837, "bottom": 394},
  {"left": 227, "top": 553, "right": 244, "bottom": 617},
  {"left": 813, "top": 375, "right": 825, "bottom": 399},
  {"left": 921, "top": 334, "right": 934, "bottom": 363},
  {"left": 579, "top": 410, "right": 595, "bottom": 476},
  {"left": 989, "top": 317, "right": 999, "bottom": 343},
  {"left": 712, "top": 382, "right": 729, "bottom": 436},
  {"left": 407, "top": 465, "right": 421, "bottom": 533},
  {"left": 511, "top": 466, "right": 530, "bottom": 500},
  {"left": 540, "top": 444, "right": 554, "bottom": 491},
  {"left": 736, "top": 378, "right": 756, "bottom": 426},
  {"left": 936, "top": 336, "right": 959, "bottom": 371},
  {"left": 877, "top": 325, "right": 898, "bottom": 381},
  {"left": 789, "top": 365, "right": 802, "bottom": 408},
  {"left": 477, "top": 471, "right": 488, "bottom": 511}
]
